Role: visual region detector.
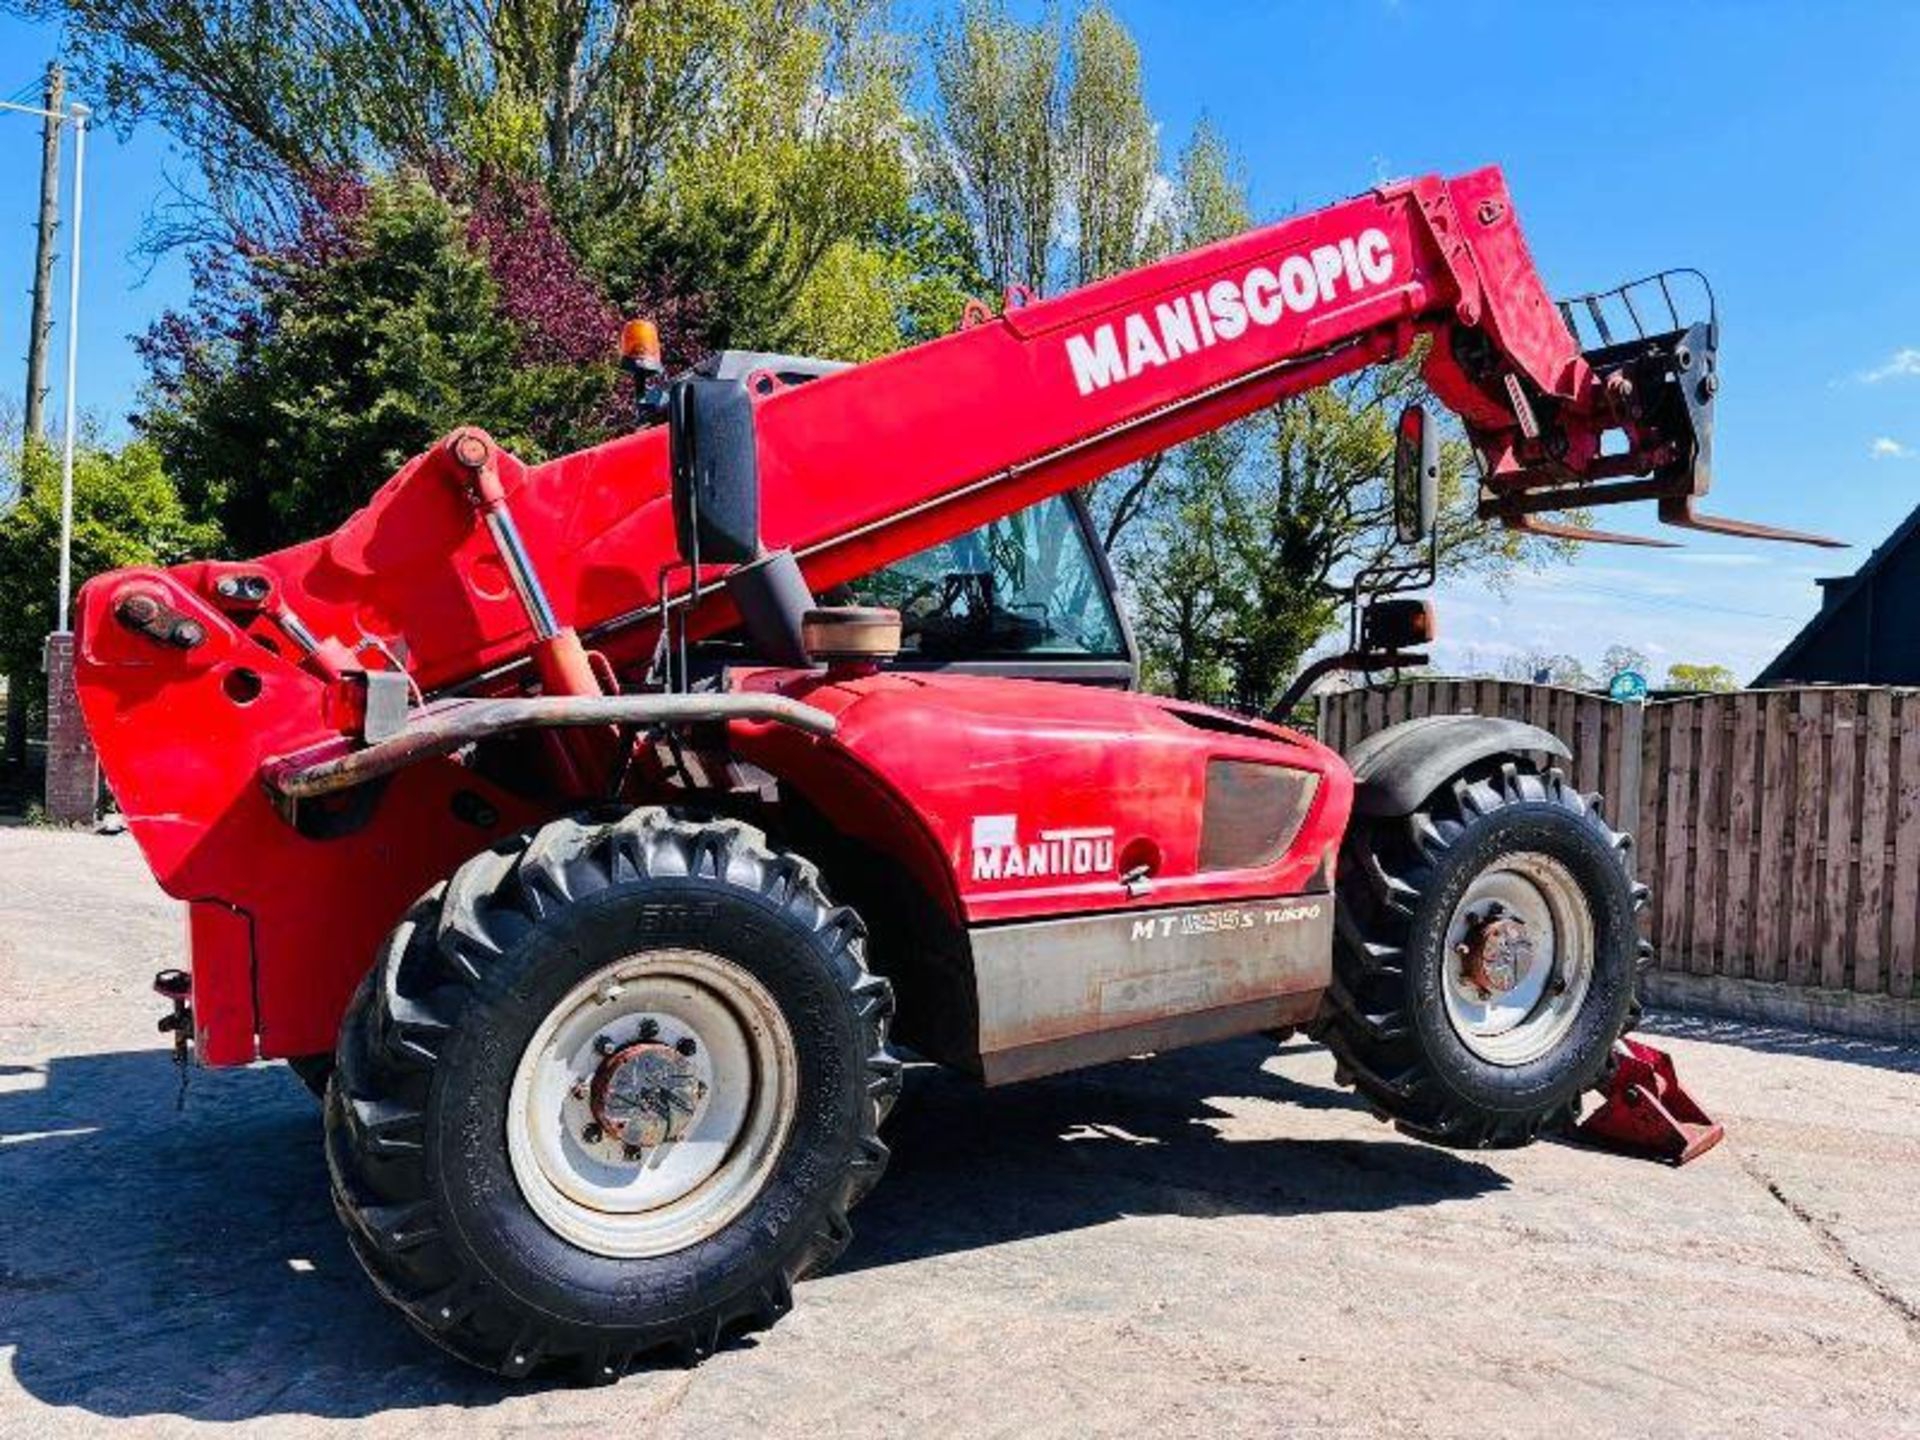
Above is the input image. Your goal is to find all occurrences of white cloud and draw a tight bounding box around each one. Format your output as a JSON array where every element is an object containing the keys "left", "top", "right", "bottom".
[
  {"left": 1861, "top": 348, "right": 1920, "bottom": 383},
  {"left": 1870, "top": 436, "right": 1916, "bottom": 460}
]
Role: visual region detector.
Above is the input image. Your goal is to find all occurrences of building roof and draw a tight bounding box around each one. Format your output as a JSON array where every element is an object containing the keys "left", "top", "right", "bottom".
[{"left": 1752, "top": 499, "right": 1920, "bottom": 686}]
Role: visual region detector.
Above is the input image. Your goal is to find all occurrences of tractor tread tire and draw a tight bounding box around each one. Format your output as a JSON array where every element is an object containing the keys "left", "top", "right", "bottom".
[
  {"left": 287, "top": 1053, "right": 334, "bottom": 1100},
  {"left": 324, "top": 809, "right": 900, "bottom": 1382},
  {"left": 1317, "top": 762, "right": 1644, "bottom": 1149}
]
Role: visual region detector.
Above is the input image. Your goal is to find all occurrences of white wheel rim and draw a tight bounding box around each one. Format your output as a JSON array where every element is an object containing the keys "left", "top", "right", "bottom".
[
  {"left": 1440, "top": 851, "right": 1595, "bottom": 1067},
  {"left": 507, "top": 949, "right": 798, "bottom": 1259}
]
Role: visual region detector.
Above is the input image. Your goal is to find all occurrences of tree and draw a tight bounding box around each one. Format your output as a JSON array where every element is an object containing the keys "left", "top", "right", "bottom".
[
  {"left": 921, "top": 0, "right": 1170, "bottom": 298},
  {"left": 22, "top": 0, "right": 900, "bottom": 224},
  {"left": 20, "top": 0, "right": 913, "bottom": 359},
  {"left": 1124, "top": 427, "right": 1236, "bottom": 701},
  {"left": 1600, "top": 644, "right": 1650, "bottom": 680},
  {"left": 577, "top": 3, "right": 916, "bottom": 356},
  {"left": 923, "top": 1, "right": 1064, "bottom": 296},
  {"left": 137, "top": 173, "right": 629, "bottom": 555},
  {"left": 0, "top": 436, "right": 217, "bottom": 754},
  {"left": 1666, "top": 662, "right": 1739, "bottom": 693},
  {"left": 925, "top": 8, "right": 1256, "bottom": 553},
  {"left": 1129, "top": 356, "right": 1575, "bottom": 710},
  {"left": 1499, "top": 651, "right": 1595, "bottom": 688},
  {"left": 1061, "top": 4, "right": 1160, "bottom": 288}
]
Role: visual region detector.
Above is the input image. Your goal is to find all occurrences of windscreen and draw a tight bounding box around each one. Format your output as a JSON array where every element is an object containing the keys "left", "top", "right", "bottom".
[{"left": 841, "top": 495, "right": 1128, "bottom": 662}]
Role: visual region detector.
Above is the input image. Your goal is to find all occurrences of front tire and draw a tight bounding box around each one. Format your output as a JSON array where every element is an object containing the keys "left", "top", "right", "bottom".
[
  {"left": 1318, "top": 762, "right": 1643, "bottom": 1148},
  {"left": 324, "top": 809, "right": 900, "bottom": 1380}
]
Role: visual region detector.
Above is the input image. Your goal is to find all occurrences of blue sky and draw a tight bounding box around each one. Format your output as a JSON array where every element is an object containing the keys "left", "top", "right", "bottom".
[
  {"left": 1112, "top": 1, "right": 1920, "bottom": 681},
  {"left": 0, "top": 3, "right": 1915, "bottom": 682}
]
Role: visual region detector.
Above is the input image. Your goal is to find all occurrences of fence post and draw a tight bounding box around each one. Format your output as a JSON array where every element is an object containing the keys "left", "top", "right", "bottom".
[{"left": 1617, "top": 697, "right": 1645, "bottom": 862}]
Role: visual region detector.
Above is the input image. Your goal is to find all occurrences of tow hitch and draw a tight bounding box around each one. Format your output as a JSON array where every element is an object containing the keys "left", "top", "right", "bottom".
[
  {"left": 154, "top": 969, "right": 196, "bottom": 1108},
  {"left": 154, "top": 968, "right": 193, "bottom": 1065},
  {"left": 1573, "top": 1036, "right": 1724, "bottom": 1165}
]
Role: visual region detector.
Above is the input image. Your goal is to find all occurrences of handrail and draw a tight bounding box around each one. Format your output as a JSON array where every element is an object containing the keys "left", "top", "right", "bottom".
[{"left": 263, "top": 692, "right": 837, "bottom": 800}]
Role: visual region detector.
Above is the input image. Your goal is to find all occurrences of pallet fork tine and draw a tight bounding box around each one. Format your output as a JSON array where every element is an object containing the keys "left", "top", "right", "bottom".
[
  {"left": 1657, "top": 496, "right": 1846, "bottom": 549},
  {"left": 1501, "top": 512, "right": 1682, "bottom": 548}
]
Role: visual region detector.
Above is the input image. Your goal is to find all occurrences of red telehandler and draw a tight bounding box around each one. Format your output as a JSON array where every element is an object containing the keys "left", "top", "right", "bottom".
[{"left": 74, "top": 167, "right": 1801, "bottom": 1379}]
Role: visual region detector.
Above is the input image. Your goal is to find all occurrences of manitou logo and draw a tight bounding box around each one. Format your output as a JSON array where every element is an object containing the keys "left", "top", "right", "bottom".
[
  {"left": 970, "top": 815, "right": 1116, "bottom": 882},
  {"left": 1064, "top": 227, "right": 1396, "bottom": 397}
]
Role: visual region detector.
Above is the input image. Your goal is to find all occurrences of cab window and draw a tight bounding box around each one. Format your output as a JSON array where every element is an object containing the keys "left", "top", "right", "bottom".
[{"left": 843, "top": 495, "right": 1128, "bottom": 662}]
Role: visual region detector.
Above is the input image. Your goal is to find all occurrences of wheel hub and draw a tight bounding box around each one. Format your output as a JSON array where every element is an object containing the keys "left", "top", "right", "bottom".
[
  {"left": 590, "top": 1039, "right": 709, "bottom": 1153},
  {"left": 506, "top": 949, "right": 799, "bottom": 1259},
  {"left": 1438, "top": 851, "right": 1596, "bottom": 1067},
  {"left": 1456, "top": 902, "right": 1535, "bottom": 999}
]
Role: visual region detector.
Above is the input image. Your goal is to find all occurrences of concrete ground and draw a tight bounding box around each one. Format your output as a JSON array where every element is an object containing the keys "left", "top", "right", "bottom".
[{"left": 3, "top": 827, "right": 1918, "bottom": 1439}]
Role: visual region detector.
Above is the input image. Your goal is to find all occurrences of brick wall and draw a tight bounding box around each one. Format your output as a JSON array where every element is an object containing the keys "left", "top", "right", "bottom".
[{"left": 42, "top": 632, "right": 97, "bottom": 823}]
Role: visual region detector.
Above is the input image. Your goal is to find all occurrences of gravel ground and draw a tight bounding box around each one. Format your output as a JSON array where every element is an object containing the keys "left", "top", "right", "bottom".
[{"left": 3, "top": 825, "right": 1918, "bottom": 1439}]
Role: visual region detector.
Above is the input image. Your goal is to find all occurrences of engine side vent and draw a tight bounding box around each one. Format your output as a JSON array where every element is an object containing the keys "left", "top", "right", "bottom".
[{"left": 1197, "top": 759, "right": 1320, "bottom": 873}]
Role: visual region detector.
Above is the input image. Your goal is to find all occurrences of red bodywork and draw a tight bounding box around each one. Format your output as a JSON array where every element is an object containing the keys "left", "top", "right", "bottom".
[{"left": 73, "top": 168, "right": 1688, "bottom": 1067}]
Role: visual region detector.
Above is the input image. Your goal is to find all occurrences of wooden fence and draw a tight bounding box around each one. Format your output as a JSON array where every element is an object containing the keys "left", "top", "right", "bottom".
[{"left": 1318, "top": 680, "right": 1920, "bottom": 1034}]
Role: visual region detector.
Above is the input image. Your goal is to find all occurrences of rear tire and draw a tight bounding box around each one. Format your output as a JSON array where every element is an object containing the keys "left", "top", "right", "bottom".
[
  {"left": 324, "top": 809, "right": 900, "bottom": 1380},
  {"left": 288, "top": 1054, "right": 333, "bottom": 1100},
  {"left": 1318, "top": 761, "right": 1644, "bottom": 1148}
]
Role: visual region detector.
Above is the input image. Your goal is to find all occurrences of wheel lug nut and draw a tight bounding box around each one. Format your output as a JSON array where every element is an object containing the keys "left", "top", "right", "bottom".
[
  {"left": 623, "top": 1144, "right": 645, "bottom": 1161},
  {"left": 594, "top": 1034, "right": 616, "bottom": 1056},
  {"left": 637, "top": 1018, "right": 659, "bottom": 1042},
  {"left": 675, "top": 1036, "right": 698, "bottom": 1057},
  {"left": 582, "top": 1122, "right": 603, "bottom": 1144}
]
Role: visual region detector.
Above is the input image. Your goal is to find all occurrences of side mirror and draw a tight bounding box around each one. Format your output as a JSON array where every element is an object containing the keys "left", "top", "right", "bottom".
[
  {"left": 668, "top": 376, "right": 761, "bottom": 566},
  {"left": 1393, "top": 404, "right": 1439, "bottom": 545}
]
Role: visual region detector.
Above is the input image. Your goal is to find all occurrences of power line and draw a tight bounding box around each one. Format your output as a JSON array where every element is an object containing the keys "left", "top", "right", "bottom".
[
  {"left": 1563, "top": 580, "right": 1803, "bottom": 624},
  {"left": 1509, "top": 578, "right": 1805, "bottom": 625}
]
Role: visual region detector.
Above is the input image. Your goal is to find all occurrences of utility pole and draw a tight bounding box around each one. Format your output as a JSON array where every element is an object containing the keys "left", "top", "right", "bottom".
[
  {"left": 5, "top": 62, "right": 61, "bottom": 769},
  {"left": 24, "top": 61, "right": 61, "bottom": 440},
  {"left": 43, "top": 99, "right": 92, "bottom": 822},
  {"left": 0, "top": 75, "right": 92, "bottom": 818}
]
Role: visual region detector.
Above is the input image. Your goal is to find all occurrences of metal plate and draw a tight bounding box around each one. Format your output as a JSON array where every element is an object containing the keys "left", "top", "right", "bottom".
[{"left": 968, "top": 893, "right": 1332, "bottom": 1085}]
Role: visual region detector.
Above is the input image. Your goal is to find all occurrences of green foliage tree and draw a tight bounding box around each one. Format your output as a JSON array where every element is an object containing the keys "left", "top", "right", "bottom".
[
  {"left": 1092, "top": 122, "right": 1250, "bottom": 550},
  {"left": 17, "top": 0, "right": 916, "bottom": 358},
  {"left": 922, "top": 0, "right": 1163, "bottom": 296},
  {"left": 0, "top": 437, "right": 217, "bottom": 757},
  {"left": 576, "top": 2, "right": 920, "bottom": 356},
  {"left": 1665, "top": 661, "right": 1739, "bottom": 692},
  {"left": 1133, "top": 357, "right": 1572, "bottom": 709},
  {"left": 138, "top": 175, "right": 617, "bottom": 554},
  {"left": 924, "top": 7, "right": 1248, "bottom": 552},
  {"left": 1124, "top": 428, "right": 1237, "bottom": 701}
]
